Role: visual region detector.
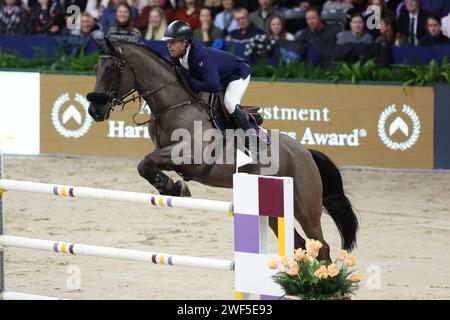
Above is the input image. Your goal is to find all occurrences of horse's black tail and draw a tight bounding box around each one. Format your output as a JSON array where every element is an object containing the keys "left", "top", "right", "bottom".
[{"left": 309, "top": 149, "right": 358, "bottom": 251}]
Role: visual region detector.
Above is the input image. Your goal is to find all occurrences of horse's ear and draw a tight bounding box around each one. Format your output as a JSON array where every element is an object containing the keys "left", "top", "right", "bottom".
[
  {"left": 105, "top": 37, "right": 115, "bottom": 53},
  {"left": 91, "top": 36, "right": 105, "bottom": 52}
]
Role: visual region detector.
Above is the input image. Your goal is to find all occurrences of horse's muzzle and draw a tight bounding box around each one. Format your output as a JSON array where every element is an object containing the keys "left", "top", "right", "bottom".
[{"left": 87, "top": 92, "right": 109, "bottom": 105}]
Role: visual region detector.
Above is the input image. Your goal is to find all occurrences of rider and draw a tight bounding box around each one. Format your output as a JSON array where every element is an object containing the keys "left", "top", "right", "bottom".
[{"left": 162, "top": 20, "right": 257, "bottom": 159}]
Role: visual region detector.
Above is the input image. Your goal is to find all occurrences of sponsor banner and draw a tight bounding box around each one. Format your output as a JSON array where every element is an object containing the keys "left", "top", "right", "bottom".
[
  {"left": 40, "top": 74, "right": 155, "bottom": 157},
  {"left": 243, "top": 81, "right": 434, "bottom": 169},
  {"left": 0, "top": 71, "right": 40, "bottom": 155},
  {"left": 433, "top": 85, "right": 450, "bottom": 169},
  {"left": 40, "top": 74, "right": 434, "bottom": 168}
]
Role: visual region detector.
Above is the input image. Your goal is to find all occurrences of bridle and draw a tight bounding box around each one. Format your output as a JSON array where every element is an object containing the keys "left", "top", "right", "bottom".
[
  {"left": 88, "top": 49, "right": 211, "bottom": 134},
  {"left": 89, "top": 54, "right": 182, "bottom": 115}
]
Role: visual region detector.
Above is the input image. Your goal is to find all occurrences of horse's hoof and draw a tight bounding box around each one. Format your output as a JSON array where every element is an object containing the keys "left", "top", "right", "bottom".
[{"left": 176, "top": 180, "right": 191, "bottom": 197}]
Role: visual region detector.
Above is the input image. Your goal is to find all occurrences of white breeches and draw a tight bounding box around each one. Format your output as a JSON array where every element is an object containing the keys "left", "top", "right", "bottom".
[{"left": 223, "top": 75, "right": 251, "bottom": 114}]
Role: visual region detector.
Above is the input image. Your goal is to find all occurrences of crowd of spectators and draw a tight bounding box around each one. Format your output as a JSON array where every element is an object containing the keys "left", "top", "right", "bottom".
[{"left": 1, "top": 0, "right": 450, "bottom": 64}]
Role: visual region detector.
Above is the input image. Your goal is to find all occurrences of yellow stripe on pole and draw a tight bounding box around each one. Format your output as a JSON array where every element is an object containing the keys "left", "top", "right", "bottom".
[
  {"left": 0, "top": 188, "right": 6, "bottom": 196},
  {"left": 60, "top": 186, "right": 67, "bottom": 197},
  {"left": 159, "top": 255, "right": 165, "bottom": 264},
  {"left": 60, "top": 243, "right": 67, "bottom": 253},
  {"left": 158, "top": 197, "right": 164, "bottom": 206},
  {"left": 235, "top": 292, "right": 243, "bottom": 300},
  {"left": 277, "top": 217, "right": 285, "bottom": 256}
]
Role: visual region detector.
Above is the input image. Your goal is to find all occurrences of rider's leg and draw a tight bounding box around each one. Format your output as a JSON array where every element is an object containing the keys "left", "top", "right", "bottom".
[{"left": 224, "top": 75, "right": 258, "bottom": 161}]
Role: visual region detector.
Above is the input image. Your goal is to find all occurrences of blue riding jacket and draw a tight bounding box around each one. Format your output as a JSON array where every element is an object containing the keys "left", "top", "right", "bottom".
[{"left": 170, "top": 41, "right": 250, "bottom": 93}]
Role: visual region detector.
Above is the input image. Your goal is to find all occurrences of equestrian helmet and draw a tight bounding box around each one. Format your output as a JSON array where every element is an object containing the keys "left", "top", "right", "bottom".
[{"left": 162, "top": 20, "right": 193, "bottom": 41}]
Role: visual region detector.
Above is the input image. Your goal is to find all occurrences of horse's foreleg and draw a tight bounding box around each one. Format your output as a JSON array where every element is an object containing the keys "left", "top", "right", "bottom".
[{"left": 138, "top": 145, "right": 191, "bottom": 197}]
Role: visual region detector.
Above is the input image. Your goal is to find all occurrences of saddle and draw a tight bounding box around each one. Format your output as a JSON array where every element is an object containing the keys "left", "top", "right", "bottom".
[{"left": 175, "top": 67, "right": 269, "bottom": 144}]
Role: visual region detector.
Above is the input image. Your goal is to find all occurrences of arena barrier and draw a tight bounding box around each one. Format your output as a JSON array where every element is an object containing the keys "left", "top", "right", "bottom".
[{"left": 0, "top": 153, "right": 294, "bottom": 300}]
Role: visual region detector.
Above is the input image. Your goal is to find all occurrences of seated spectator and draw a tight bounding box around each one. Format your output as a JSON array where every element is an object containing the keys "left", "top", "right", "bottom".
[
  {"left": 364, "top": 0, "right": 390, "bottom": 18},
  {"left": 419, "top": 13, "right": 450, "bottom": 46},
  {"left": 193, "top": 7, "right": 223, "bottom": 45},
  {"left": 28, "top": 0, "right": 64, "bottom": 35},
  {"left": 396, "top": 0, "right": 428, "bottom": 46},
  {"left": 144, "top": 6, "right": 167, "bottom": 39},
  {"left": 107, "top": 2, "right": 141, "bottom": 41},
  {"left": 227, "top": 7, "right": 265, "bottom": 42},
  {"left": 337, "top": 12, "right": 373, "bottom": 44},
  {"left": 363, "top": 0, "right": 389, "bottom": 38},
  {"left": 297, "top": 7, "right": 337, "bottom": 58},
  {"left": 234, "top": 0, "right": 260, "bottom": 12},
  {"left": 203, "top": 0, "right": 222, "bottom": 16},
  {"left": 297, "top": 0, "right": 327, "bottom": 11},
  {"left": 322, "top": 0, "right": 352, "bottom": 13},
  {"left": 85, "top": 0, "right": 103, "bottom": 20},
  {"left": 375, "top": 12, "right": 396, "bottom": 45},
  {"left": 174, "top": 0, "right": 202, "bottom": 30},
  {"left": 0, "top": 0, "right": 27, "bottom": 35},
  {"left": 420, "top": 0, "right": 445, "bottom": 17},
  {"left": 250, "top": 0, "right": 275, "bottom": 32},
  {"left": 101, "top": 0, "right": 147, "bottom": 13},
  {"left": 135, "top": 0, "right": 174, "bottom": 35},
  {"left": 101, "top": 0, "right": 138, "bottom": 34},
  {"left": 70, "top": 12, "right": 104, "bottom": 40},
  {"left": 442, "top": 11, "right": 450, "bottom": 38},
  {"left": 63, "top": 0, "right": 88, "bottom": 13},
  {"left": 268, "top": 13, "right": 294, "bottom": 40},
  {"left": 214, "top": 0, "right": 239, "bottom": 35}
]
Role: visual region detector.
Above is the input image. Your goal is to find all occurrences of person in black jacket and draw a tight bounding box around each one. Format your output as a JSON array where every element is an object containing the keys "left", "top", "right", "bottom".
[
  {"left": 297, "top": 7, "right": 337, "bottom": 59},
  {"left": 396, "top": 0, "right": 428, "bottom": 46},
  {"left": 419, "top": 13, "right": 450, "bottom": 46}
]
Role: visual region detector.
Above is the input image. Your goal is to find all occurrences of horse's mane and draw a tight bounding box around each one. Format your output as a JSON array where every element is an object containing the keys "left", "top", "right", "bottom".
[
  {"left": 114, "top": 40, "right": 176, "bottom": 70},
  {"left": 113, "top": 40, "right": 203, "bottom": 101}
]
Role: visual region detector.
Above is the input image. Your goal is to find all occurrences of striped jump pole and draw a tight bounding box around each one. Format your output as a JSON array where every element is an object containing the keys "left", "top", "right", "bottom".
[
  {"left": 0, "top": 179, "right": 233, "bottom": 215},
  {"left": 0, "top": 235, "right": 234, "bottom": 272}
]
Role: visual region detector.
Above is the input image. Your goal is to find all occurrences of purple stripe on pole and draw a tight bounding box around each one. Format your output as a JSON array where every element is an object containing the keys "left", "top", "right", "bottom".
[
  {"left": 150, "top": 196, "right": 156, "bottom": 206},
  {"left": 69, "top": 187, "right": 74, "bottom": 197},
  {"left": 167, "top": 198, "right": 172, "bottom": 207},
  {"left": 260, "top": 294, "right": 282, "bottom": 300},
  {"left": 234, "top": 213, "right": 260, "bottom": 253},
  {"left": 53, "top": 186, "right": 59, "bottom": 196},
  {"left": 168, "top": 256, "right": 173, "bottom": 265},
  {"left": 69, "top": 244, "right": 75, "bottom": 254},
  {"left": 151, "top": 254, "right": 157, "bottom": 264},
  {"left": 53, "top": 243, "right": 59, "bottom": 252},
  {"left": 258, "top": 177, "right": 284, "bottom": 218}
]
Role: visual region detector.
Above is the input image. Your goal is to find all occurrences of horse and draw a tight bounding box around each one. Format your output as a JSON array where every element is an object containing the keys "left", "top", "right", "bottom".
[{"left": 87, "top": 38, "right": 358, "bottom": 261}]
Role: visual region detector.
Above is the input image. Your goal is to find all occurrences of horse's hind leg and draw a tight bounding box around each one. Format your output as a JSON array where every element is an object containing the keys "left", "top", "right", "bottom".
[
  {"left": 296, "top": 200, "right": 331, "bottom": 262},
  {"left": 268, "top": 218, "right": 306, "bottom": 251}
]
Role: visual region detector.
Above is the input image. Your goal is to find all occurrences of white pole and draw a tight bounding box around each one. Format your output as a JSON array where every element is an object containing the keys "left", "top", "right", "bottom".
[
  {"left": 0, "top": 235, "right": 235, "bottom": 272},
  {"left": 0, "top": 291, "right": 64, "bottom": 300},
  {"left": 0, "top": 179, "right": 233, "bottom": 214}
]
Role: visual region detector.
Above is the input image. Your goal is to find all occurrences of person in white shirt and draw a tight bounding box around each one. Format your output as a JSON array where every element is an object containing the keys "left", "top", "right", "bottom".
[{"left": 214, "top": 0, "right": 239, "bottom": 35}]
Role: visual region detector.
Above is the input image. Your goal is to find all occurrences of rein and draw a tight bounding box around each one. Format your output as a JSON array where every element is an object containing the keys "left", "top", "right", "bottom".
[{"left": 96, "top": 53, "right": 207, "bottom": 127}]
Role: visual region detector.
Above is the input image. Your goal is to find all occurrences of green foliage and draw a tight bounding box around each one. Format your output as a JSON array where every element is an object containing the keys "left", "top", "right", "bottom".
[
  {"left": 0, "top": 48, "right": 98, "bottom": 72},
  {"left": 251, "top": 58, "right": 450, "bottom": 86},
  {"left": 272, "top": 258, "right": 359, "bottom": 300},
  {"left": 1, "top": 47, "right": 450, "bottom": 87}
]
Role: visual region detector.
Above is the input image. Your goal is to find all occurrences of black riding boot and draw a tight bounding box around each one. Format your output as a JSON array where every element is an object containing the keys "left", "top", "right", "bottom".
[{"left": 230, "top": 105, "right": 258, "bottom": 162}]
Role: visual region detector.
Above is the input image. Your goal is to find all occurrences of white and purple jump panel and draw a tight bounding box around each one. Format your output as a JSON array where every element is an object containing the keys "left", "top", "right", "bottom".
[{"left": 233, "top": 173, "right": 294, "bottom": 299}]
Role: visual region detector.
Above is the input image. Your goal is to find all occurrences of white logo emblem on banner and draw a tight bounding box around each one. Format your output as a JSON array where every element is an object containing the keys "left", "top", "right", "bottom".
[
  {"left": 52, "top": 93, "right": 92, "bottom": 139},
  {"left": 378, "top": 104, "right": 421, "bottom": 151}
]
